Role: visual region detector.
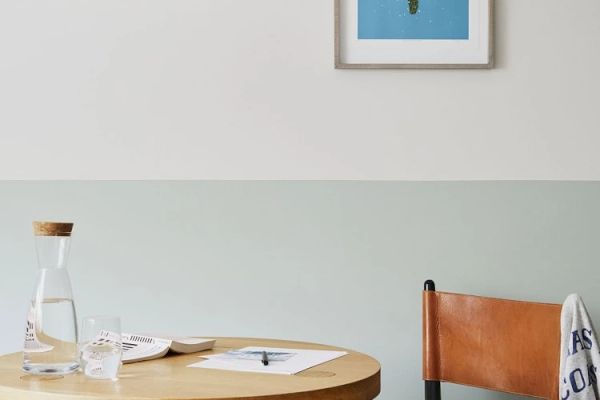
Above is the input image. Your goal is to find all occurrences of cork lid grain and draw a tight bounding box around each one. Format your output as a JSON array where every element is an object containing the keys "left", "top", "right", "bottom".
[{"left": 33, "top": 222, "right": 74, "bottom": 237}]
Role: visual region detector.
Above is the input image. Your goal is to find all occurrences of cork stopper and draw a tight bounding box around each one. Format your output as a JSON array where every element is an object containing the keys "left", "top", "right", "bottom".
[{"left": 33, "top": 221, "right": 74, "bottom": 237}]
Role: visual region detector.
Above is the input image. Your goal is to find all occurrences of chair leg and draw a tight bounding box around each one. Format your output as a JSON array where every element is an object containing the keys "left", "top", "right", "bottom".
[{"left": 425, "top": 380, "right": 441, "bottom": 400}]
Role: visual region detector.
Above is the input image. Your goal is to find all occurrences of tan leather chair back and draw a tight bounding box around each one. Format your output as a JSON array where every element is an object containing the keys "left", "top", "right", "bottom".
[{"left": 423, "top": 290, "right": 562, "bottom": 399}]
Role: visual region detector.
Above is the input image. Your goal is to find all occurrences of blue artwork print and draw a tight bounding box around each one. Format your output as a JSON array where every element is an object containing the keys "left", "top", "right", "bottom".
[{"left": 358, "top": 0, "right": 469, "bottom": 40}]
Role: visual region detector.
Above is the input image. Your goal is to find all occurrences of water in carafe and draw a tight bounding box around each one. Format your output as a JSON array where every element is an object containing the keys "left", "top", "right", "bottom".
[{"left": 22, "top": 222, "right": 80, "bottom": 375}]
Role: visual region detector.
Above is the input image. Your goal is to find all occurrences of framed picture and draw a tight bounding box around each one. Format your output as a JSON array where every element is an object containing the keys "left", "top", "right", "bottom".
[{"left": 335, "top": 0, "right": 494, "bottom": 69}]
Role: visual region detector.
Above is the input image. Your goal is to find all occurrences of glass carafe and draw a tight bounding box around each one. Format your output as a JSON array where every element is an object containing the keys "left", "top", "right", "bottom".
[{"left": 22, "top": 221, "right": 80, "bottom": 375}]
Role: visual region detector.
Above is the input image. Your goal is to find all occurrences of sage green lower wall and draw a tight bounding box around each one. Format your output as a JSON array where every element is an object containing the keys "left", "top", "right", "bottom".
[{"left": 2, "top": 181, "right": 599, "bottom": 400}]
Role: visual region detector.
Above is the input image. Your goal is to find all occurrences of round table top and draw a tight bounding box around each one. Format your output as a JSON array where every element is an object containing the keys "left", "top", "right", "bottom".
[{"left": 0, "top": 337, "right": 381, "bottom": 400}]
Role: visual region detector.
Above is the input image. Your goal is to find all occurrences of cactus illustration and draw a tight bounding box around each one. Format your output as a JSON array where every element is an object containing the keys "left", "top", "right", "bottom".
[{"left": 409, "top": 0, "right": 418, "bottom": 14}]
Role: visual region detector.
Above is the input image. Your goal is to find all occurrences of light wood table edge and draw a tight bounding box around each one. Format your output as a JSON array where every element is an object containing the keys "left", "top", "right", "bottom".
[{"left": 0, "top": 337, "right": 381, "bottom": 400}]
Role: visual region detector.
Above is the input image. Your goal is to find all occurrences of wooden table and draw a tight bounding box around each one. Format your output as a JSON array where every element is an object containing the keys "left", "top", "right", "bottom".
[{"left": 0, "top": 337, "right": 381, "bottom": 400}]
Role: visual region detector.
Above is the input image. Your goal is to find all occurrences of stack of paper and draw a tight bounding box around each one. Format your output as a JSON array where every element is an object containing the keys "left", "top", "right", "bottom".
[{"left": 187, "top": 346, "right": 348, "bottom": 375}]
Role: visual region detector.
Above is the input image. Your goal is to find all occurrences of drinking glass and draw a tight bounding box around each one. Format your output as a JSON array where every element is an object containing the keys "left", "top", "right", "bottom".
[{"left": 79, "top": 316, "right": 122, "bottom": 380}]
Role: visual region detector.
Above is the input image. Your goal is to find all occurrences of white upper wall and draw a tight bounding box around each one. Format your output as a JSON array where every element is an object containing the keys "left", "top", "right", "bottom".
[{"left": 0, "top": 0, "right": 598, "bottom": 180}]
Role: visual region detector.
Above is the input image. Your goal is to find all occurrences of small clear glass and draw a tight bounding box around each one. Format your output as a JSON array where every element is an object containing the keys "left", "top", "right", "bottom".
[{"left": 79, "top": 316, "right": 122, "bottom": 380}]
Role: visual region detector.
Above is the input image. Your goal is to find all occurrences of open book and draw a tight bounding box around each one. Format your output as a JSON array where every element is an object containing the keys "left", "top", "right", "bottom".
[{"left": 122, "top": 334, "right": 215, "bottom": 364}]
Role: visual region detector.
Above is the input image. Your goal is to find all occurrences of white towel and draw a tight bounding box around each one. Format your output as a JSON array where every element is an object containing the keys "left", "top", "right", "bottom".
[{"left": 560, "top": 294, "right": 600, "bottom": 400}]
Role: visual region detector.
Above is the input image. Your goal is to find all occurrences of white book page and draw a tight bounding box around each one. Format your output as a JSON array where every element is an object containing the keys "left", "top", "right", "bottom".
[
  {"left": 157, "top": 336, "right": 212, "bottom": 345},
  {"left": 137, "top": 333, "right": 213, "bottom": 346},
  {"left": 187, "top": 346, "right": 348, "bottom": 375},
  {"left": 121, "top": 333, "right": 171, "bottom": 362}
]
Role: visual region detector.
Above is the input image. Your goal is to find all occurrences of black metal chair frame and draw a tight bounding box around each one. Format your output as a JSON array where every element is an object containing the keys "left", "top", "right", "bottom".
[{"left": 424, "top": 279, "right": 441, "bottom": 400}]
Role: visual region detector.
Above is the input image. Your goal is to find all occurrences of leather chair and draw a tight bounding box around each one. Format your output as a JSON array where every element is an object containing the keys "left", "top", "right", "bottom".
[{"left": 422, "top": 280, "right": 562, "bottom": 400}]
